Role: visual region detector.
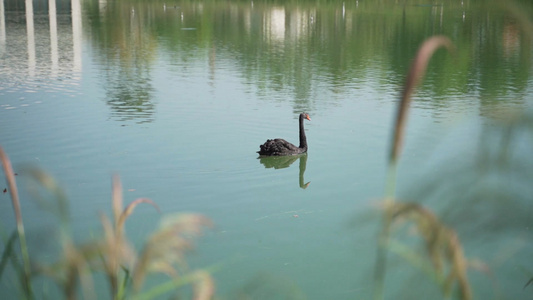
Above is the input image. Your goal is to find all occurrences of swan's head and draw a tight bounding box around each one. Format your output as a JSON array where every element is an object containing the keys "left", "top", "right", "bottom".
[{"left": 301, "top": 113, "right": 311, "bottom": 121}]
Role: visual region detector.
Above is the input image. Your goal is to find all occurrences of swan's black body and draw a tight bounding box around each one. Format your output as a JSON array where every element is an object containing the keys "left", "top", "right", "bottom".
[{"left": 257, "top": 113, "right": 311, "bottom": 156}]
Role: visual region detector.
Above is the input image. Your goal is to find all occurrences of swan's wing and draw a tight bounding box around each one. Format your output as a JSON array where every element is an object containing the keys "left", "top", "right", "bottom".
[
  {"left": 258, "top": 139, "right": 299, "bottom": 155},
  {"left": 274, "top": 139, "right": 299, "bottom": 151}
]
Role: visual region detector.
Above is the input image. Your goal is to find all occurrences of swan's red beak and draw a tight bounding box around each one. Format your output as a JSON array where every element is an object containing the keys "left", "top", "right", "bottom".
[{"left": 306, "top": 115, "right": 311, "bottom": 121}]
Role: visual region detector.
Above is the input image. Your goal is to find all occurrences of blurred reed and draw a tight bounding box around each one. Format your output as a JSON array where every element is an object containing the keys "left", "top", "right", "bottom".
[
  {"left": 0, "top": 149, "right": 214, "bottom": 300},
  {"left": 372, "top": 36, "right": 474, "bottom": 300},
  {"left": 0, "top": 146, "right": 33, "bottom": 299},
  {"left": 372, "top": 3, "right": 533, "bottom": 298}
]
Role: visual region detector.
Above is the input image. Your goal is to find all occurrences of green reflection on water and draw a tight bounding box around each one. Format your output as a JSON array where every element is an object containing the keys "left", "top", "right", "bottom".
[{"left": 83, "top": 0, "right": 533, "bottom": 120}]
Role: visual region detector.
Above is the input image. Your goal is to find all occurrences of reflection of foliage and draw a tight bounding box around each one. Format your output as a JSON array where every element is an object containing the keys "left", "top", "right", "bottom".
[
  {"left": 104, "top": 65, "right": 155, "bottom": 124},
  {"left": 409, "top": 112, "right": 533, "bottom": 234},
  {"left": 85, "top": 1, "right": 159, "bottom": 123},
  {"left": 83, "top": 0, "right": 533, "bottom": 117}
]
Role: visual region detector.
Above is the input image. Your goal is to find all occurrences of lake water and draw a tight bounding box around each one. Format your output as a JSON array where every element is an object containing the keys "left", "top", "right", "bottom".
[{"left": 1, "top": 0, "right": 533, "bottom": 299}]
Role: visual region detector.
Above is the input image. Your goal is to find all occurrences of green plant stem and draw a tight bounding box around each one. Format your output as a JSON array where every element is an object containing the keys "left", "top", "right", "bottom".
[
  {"left": 17, "top": 227, "right": 32, "bottom": 294},
  {"left": 373, "top": 212, "right": 392, "bottom": 300},
  {"left": 373, "top": 161, "right": 398, "bottom": 300},
  {"left": 115, "top": 267, "right": 131, "bottom": 300},
  {"left": 0, "top": 231, "right": 18, "bottom": 279},
  {"left": 373, "top": 36, "right": 453, "bottom": 300},
  {"left": 384, "top": 162, "right": 397, "bottom": 200},
  {"left": 0, "top": 146, "right": 33, "bottom": 299}
]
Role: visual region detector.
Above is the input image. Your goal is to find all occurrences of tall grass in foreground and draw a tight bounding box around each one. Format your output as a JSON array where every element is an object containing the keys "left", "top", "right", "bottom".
[
  {"left": 372, "top": 2, "right": 533, "bottom": 298},
  {"left": 373, "top": 36, "right": 474, "bottom": 300},
  {"left": 0, "top": 147, "right": 214, "bottom": 300},
  {"left": 0, "top": 147, "right": 33, "bottom": 298}
]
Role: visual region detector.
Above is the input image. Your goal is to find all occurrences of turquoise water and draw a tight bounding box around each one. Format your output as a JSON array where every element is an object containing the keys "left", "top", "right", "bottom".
[{"left": 1, "top": 1, "right": 533, "bottom": 299}]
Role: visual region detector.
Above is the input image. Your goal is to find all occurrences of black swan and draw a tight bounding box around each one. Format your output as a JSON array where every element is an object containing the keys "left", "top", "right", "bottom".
[{"left": 257, "top": 113, "right": 311, "bottom": 156}]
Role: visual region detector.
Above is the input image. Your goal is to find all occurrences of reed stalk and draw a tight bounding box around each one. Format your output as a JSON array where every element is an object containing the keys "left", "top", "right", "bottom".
[
  {"left": 373, "top": 36, "right": 454, "bottom": 300},
  {"left": 0, "top": 232, "right": 18, "bottom": 280},
  {"left": 0, "top": 146, "right": 33, "bottom": 298}
]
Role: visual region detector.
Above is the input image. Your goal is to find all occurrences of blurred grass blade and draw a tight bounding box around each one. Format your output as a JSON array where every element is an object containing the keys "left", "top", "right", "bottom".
[
  {"left": 23, "top": 168, "right": 70, "bottom": 227},
  {"left": 0, "top": 147, "right": 23, "bottom": 230},
  {"left": 0, "top": 146, "right": 33, "bottom": 298},
  {"left": 112, "top": 174, "right": 124, "bottom": 225},
  {"left": 193, "top": 270, "right": 215, "bottom": 300},
  {"left": 384, "top": 202, "right": 472, "bottom": 300},
  {"left": 132, "top": 214, "right": 213, "bottom": 290},
  {"left": 117, "top": 198, "right": 160, "bottom": 236},
  {"left": 64, "top": 242, "right": 96, "bottom": 300},
  {"left": 524, "top": 278, "right": 533, "bottom": 289},
  {"left": 389, "top": 35, "right": 454, "bottom": 165},
  {"left": 0, "top": 231, "right": 18, "bottom": 280},
  {"left": 116, "top": 266, "right": 131, "bottom": 300},
  {"left": 375, "top": 36, "right": 455, "bottom": 300}
]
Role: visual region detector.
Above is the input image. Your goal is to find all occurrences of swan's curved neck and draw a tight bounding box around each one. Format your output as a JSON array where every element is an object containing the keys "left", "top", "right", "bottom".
[{"left": 298, "top": 115, "right": 307, "bottom": 149}]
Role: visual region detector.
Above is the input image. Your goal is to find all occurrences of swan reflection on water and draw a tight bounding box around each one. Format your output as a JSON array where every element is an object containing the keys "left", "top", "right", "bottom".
[{"left": 258, "top": 153, "right": 310, "bottom": 189}]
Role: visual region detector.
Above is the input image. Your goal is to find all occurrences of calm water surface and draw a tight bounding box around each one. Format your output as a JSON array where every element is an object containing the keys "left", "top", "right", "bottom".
[{"left": 1, "top": 0, "right": 533, "bottom": 299}]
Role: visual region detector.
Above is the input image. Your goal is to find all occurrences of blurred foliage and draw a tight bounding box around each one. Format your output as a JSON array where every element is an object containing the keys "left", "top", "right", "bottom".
[
  {"left": 368, "top": 4, "right": 533, "bottom": 296},
  {"left": 0, "top": 159, "right": 214, "bottom": 300}
]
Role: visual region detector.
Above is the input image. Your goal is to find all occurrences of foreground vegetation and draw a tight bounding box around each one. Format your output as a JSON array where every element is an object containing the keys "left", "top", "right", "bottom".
[{"left": 0, "top": 146, "right": 215, "bottom": 299}]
